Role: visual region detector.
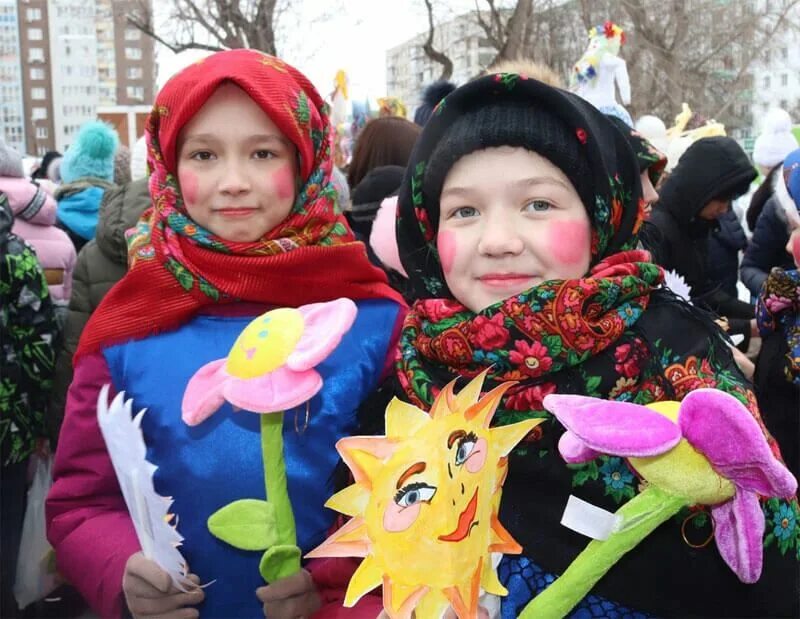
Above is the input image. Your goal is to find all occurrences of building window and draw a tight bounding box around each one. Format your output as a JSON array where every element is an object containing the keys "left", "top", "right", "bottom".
[
  {"left": 28, "top": 28, "right": 43, "bottom": 40},
  {"left": 125, "top": 28, "right": 141, "bottom": 41},
  {"left": 781, "top": 73, "right": 788, "bottom": 87},
  {"left": 126, "top": 86, "right": 144, "bottom": 100},
  {"left": 125, "top": 47, "right": 142, "bottom": 60},
  {"left": 126, "top": 66, "right": 143, "bottom": 79},
  {"left": 763, "top": 75, "right": 771, "bottom": 89},
  {"left": 31, "top": 88, "right": 46, "bottom": 100},
  {"left": 782, "top": 47, "right": 788, "bottom": 60},
  {"left": 30, "top": 67, "right": 45, "bottom": 80},
  {"left": 29, "top": 47, "right": 45, "bottom": 62},
  {"left": 26, "top": 8, "right": 42, "bottom": 21},
  {"left": 36, "top": 127, "right": 48, "bottom": 139},
  {"left": 32, "top": 107, "right": 47, "bottom": 120}
]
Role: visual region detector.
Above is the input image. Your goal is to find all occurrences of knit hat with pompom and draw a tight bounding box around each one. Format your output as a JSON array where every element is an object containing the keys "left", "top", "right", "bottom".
[{"left": 61, "top": 121, "right": 120, "bottom": 183}]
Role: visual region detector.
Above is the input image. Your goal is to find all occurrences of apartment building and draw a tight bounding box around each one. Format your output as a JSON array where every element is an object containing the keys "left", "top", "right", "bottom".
[
  {"left": 14, "top": 0, "right": 154, "bottom": 154},
  {"left": 1, "top": 0, "right": 28, "bottom": 152}
]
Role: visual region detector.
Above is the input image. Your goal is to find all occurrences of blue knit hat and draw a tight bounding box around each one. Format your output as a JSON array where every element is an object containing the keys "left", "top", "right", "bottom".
[
  {"left": 775, "top": 147, "right": 800, "bottom": 226},
  {"left": 60, "top": 121, "right": 119, "bottom": 183}
]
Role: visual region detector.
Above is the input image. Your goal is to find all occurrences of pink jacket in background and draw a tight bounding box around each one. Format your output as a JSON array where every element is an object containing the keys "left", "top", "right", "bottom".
[{"left": 2, "top": 176, "right": 76, "bottom": 303}]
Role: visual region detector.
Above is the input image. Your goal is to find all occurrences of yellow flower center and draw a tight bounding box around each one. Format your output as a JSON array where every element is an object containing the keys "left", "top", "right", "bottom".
[
  {"left": 525, "top": 357, "right": 540, "bottom": 370},
  {"left": 226, "top": 308, "right": 305, "bottom": 379},
  {"left": 781, "top": 518, "right": 790, "bottom": 529}
]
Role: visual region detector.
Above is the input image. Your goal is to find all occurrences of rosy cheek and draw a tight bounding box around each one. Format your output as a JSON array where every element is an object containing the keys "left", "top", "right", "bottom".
[
  {"left": 465, "top": 438, "right": 488, "bottom": 474},
  {"left": 438, "top": 230, "right": 457, "bottom": 274},
  {"left": 179, "top": 170, "right": 198, "bottom": 206},
  {"left": 271, "top": 165, "right": 296, "bottom": 202},
  {"left": 383, "top": 501, "right": 422, "bottom": 532},
  {"left": 548, "top": 220, "right": 590, "bottom": 267}
]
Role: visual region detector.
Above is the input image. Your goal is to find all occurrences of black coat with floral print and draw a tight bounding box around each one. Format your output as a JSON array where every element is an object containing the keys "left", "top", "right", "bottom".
[{"left": 496, "top": 291, "right": 799, "bottom": 617}]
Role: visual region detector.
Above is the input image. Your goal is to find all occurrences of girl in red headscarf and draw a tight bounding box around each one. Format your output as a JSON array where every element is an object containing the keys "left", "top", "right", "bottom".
[{"left": 46, "top": 50, "right": 404, "bottom": 618}]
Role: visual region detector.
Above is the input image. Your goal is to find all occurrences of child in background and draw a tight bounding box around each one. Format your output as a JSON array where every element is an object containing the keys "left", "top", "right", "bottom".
[
  {"left": 0, "top": 140, "right": 76, "bottom": 318},
  {"left": 1, "top": 193, "right": 57, "bottom": 619},
  {"left": 46, "top": 50, "right": 404, "bottom": 618},
  {"left": 55, "top": 121, "right": 119, "bottom": 252},
  {"left": 755, "top": 149, "right": 800, "bottom": 479},
  {"left": 393, "top": 74, "right": 798, "bottom": 617}
]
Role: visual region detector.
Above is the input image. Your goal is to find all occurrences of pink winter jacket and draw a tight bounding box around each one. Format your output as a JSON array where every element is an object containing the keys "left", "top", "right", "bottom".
[{"left": 2, "top": 177, "right": 76, "bottom": 303}]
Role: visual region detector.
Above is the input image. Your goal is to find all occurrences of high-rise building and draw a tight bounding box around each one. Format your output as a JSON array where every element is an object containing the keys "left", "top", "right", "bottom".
[
  {"left": 1, "top": 0, "right": 27, "bottom": 152},
  {"left": 15, "top": 0, "right": 155, "bottom": 154}
]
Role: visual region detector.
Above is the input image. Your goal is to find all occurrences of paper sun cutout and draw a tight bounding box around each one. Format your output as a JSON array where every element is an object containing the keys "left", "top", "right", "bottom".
[
  {"left": 181, "top": 298, "right": 357, "bottom": 582},
  {"left": 307, "top": 371, "right": 543, "bottom": 619},
  {"left": 97, "top": 386, "right": 191, "bottom": 590},
  {"left": 519, "top": 389, "right": 797, "bottom": 619}
]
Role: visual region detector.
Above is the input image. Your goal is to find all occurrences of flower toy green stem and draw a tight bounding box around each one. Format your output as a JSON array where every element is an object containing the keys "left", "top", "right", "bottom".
[
  {"left": 182, "top": 299, "right": 357, "bottom": 582},
  {"left": 521, "top": 390, "right": 796, "bottom": 618}
]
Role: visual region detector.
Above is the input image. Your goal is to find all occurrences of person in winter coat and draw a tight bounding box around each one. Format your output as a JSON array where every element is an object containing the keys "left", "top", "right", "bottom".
[
  {"left": 0, "top": 192, "right": 57, "bottom": 619},
  {"left": 741, "top": 192, "right": 796, "bottom": 298},
  {"left": 392, "top": 73, "right": 798, "bottom": 617},
  {"left": 45, "top": 50, "right": 405, "bottom": 619},
  {"left": 755, "top": 148, "right": 800, "bottom": 479},
  {"left": 707, "top": 207, "right": 748, "bottom": 299},
  {"left": 0, "top": 140, "right": 76, "bottom": 312},
  {"left": 48, "top": 176, "right": 150, "bottom": 445},
  {"left": 643, "top": 136, "right": 757, "bottom": 340},
  {"left": 55, "top": 121, "right": 119, "bottom": 252}
]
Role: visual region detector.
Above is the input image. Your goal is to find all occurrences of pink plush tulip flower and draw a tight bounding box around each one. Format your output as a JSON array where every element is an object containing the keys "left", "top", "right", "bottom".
[{"left": 520, "top": 388, "right": 797, "bottom": 619}]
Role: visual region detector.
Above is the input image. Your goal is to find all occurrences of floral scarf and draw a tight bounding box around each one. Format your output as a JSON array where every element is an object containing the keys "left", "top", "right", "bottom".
[
  {"left": 392, "top": 75, "right": 798, "bottom": 615},
  {"left": 77, "top": 50, "right": 402, "bottom": 360},
  {"left": 395, "top": 73, "right": 657, "bottom": 407},
  {"left": 757, "top": 267, "right": 800, "bottom": 384}
]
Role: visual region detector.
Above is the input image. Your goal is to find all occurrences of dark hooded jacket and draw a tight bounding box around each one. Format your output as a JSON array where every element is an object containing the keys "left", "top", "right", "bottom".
[
  {"left": 643, "top": 137, "right": 756, "bottom": 331},
  {"left": 49, "top": 179, "right": 150, "bottom": 444},
  {"left": 741, "top": 195, "right": 795, "bottom": 297}
]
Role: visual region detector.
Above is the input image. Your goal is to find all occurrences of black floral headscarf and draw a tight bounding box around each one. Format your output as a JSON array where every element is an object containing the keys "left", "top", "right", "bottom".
[{"left": 396, "top": 73, "right": 648, "bottom": 301}]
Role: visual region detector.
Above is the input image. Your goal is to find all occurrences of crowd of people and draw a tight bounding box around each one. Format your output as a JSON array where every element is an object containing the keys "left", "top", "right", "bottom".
[{"left": 1, "top": 34, "right": 799, "bottom": 619}]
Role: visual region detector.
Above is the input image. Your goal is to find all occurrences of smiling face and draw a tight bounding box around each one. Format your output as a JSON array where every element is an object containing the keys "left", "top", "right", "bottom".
[
  {"left": 437, "top": 146, "right": 592, "bottom": 312},
  {"left": 309, "top": 373, "right": 541, "bottom": 617},
  {"left": 176, "top": 82, "right": 299, "bottom": 242}
]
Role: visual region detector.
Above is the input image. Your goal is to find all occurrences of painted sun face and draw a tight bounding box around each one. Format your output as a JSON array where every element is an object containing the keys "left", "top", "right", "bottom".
[{"left": 308, "top": 371, "right": 542, "bottom": 619}]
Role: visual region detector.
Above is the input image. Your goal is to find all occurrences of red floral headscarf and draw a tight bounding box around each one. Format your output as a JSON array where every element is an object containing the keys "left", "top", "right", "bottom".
[{"left": 76, "top": 49, "right": 402, "bottom": 360}]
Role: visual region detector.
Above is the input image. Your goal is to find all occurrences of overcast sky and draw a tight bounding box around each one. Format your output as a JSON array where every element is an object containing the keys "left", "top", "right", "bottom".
[{"left": 156, "top": 0, "right": 476, "bottom": 104}]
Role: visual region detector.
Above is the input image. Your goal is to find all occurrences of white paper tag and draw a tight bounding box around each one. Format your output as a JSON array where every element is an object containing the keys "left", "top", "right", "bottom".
[{"left": 560, "top": 495, "right": 622, "bottom": 541}]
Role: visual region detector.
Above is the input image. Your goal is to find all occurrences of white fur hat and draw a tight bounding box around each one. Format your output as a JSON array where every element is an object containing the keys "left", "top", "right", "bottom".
[
  {"left": 635, "top": 115, "right": 669, "bottom": 154},
  {"left": 753, "top": 108, "right": 798, "bottom": 169}
]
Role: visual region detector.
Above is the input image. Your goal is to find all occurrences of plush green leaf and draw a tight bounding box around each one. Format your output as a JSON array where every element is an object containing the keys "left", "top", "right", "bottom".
[{"left": 207, "top": 499, "right": 277, "bottom": 551}]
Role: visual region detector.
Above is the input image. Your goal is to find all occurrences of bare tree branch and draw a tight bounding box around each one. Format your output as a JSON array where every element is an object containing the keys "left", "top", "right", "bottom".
[{"left": 422, "top": 0, "right": 454, "bottom": 80}]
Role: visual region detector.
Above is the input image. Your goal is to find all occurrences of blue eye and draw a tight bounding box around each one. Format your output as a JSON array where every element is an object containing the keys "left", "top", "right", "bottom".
[
  {"left": 524, "top": 200, "right": 551, "bottom": 212},
  {"left": 394, "top": 482, "right": 437, "bottom": 507},
  {"left": 451, "top": 206, "right": 479, "bottom": 219},
  {"left": 455, "top": 432, "right": 478, "bottom": 466}
]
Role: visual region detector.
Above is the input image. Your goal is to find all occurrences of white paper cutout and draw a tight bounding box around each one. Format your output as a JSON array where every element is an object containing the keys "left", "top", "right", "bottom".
[
  {"left": 97, "top": 385, "right": 190, "bottom": 590},
  {"left": 662, "top": 269, "right": 693, "bottom": 304}
]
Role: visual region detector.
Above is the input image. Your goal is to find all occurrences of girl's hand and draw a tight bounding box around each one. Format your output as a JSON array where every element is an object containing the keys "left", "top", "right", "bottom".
[
  {"left": 256, "top": 569, "right": 320, "bottom": 618},
  {"left": 123, "top": 552, "right": 204, "bottom": 619}
]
